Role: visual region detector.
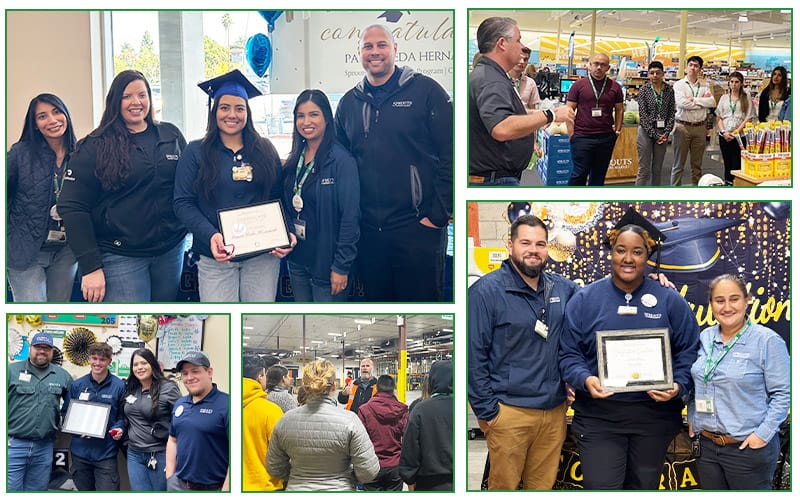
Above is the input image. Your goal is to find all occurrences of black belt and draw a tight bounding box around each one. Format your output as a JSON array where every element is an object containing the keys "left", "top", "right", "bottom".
[{"left": 184, "top": 480, "right": 223, "bottom": 490}]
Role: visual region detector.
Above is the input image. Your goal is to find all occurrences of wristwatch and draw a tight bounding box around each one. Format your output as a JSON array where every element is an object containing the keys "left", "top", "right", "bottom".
[{"left": 543, "top": 109, "right": 554, "bottom": 125}]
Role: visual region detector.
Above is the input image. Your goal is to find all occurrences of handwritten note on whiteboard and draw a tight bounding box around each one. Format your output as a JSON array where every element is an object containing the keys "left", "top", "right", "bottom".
[{"left": 156, "top": 316, "right": 205, "bottom": 370}]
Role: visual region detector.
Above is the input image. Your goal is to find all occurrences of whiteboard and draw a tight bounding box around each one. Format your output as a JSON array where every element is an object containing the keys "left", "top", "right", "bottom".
[{"left": 156, "top": 316, "right": 205, "bottom": 370}]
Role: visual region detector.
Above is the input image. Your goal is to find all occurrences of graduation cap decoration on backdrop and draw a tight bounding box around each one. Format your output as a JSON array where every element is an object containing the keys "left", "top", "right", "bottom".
[
  {"left": 198, "top": 69, "right": 262, "bottom": 107},
  {"left": 605, "top": 207, "right": 668, "bottom": 272}
]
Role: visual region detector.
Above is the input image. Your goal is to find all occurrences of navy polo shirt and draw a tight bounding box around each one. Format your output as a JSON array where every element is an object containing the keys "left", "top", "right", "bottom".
[{"left": 169, "top": 384, "right": 229, "bottom": 485}]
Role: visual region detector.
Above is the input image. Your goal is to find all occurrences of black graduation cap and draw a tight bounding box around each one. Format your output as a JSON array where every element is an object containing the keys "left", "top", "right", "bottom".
[
  {"left": 605, "top": 207, "right": 667, "bottom": 267},
  {"left": 197, "top": 69, "right": 262, "bottom": 106},
  {"left": 378, "top": 11, "right": 410, "bottom": 23},
  {"left": 653, "top": 217, "right": 743, "bottom": 273}
]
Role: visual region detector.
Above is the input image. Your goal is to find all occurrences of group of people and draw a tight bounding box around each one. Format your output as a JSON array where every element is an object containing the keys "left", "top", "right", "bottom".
[
  {"left": 469, "top": 212, "right": 789, "bottom": 490},
  {"left": 7, "top": 336, "right": 229, "bottom": 491},
  {"left": 7, "top": 23, "right": 452, "bottom": 304},
  {"left": 243, "top": 356, "right": 453, "bottom": 491},
  {"left": 468, "top": 16, "right": 791, "bottom": 187}
]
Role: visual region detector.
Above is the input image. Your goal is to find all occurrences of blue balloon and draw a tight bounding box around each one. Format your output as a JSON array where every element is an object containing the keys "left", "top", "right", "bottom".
[
  {"left": 246, "top": 34, "right": 272, "bottom": 77},
  {"left": 259, "top": 10, "right": 282, "bottom": 33}
]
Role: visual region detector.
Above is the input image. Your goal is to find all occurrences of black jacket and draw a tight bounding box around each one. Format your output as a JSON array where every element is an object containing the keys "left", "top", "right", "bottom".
[
  {"left": 758, "top": 86, "right": 791, "bottom": 122},
  {"left": 7, "top": 140, "right": 64, "bottom": 269},
  {"left": 400, "top": 360, "right": 453, "bottom": 490},
  {"left": 58, "top": 122, "right": 187, "bottom": 275},
  {"left": 337, "top": 376, "right": 377, "bottom": 414},
  {"left": 334, "top": 66, "right": 452, "bottom": 231}
]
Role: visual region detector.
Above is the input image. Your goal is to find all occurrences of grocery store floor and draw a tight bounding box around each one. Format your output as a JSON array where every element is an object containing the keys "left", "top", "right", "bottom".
[{"left": 522, "top": 140, "right": 726, "bottom": 187}]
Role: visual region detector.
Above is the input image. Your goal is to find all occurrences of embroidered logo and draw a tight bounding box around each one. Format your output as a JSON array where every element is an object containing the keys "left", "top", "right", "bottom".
[
  {"left": 166, "top": 154, "right": 179, "bottom": 160},
  {"left": 199, "top": 408, "right": 214, "bottom": 414},
  {"left": 549, "top": 297, "right": 561, "bottom": 303},
  {"left": 643, "top": 312, "right": 662, "bottom": 320},
  {"left": 321, "top": 178, "right": 335, "bottom": 185},
  {"left": 392, "top": 100, "right": 413, "bottom": 108}
]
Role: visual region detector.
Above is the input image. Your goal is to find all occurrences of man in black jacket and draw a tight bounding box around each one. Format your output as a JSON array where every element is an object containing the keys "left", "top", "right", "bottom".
[
  {"left": 338, "top": 358, "right": 377, "bottom": 414},
  {"left": 334, "top": 24, "right": 453, "bottom": 302}
]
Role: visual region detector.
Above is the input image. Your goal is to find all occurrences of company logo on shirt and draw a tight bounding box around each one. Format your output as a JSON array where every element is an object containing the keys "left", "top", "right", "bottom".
[
  {"left": 321, "top": 178, "right": 335, "bottom": 185},
  {"left": 63, "top": 169, "right": 76, "bottom": 182},
  {"left": 644, "top": 312, "right": 662, "bottom": 320},
  {"left": 392, "top": 100, "right": 413, "bottom": 108},
  {"left": 166, "top": 154, "right": 179, "bottom": 160},
  {"left": 549, "top": 297, "right": 561, "bottom": 303},
  {"left": 101, "top": 394, "right": 113, "bottom": 399},
  {"left": 199, "top": 408, "right": 214, "bottom": 414}
]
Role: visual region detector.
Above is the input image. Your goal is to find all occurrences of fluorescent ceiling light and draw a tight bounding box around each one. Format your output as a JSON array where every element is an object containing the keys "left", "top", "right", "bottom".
[
  {"left": 243, "top": 326, "right": 254, "bottom": 330},
  {"left": 354, "top": 318, "right": 375, "bottom": 325},
  {"left": 738, "top": 12, "right": 748, "bottom": 22}
]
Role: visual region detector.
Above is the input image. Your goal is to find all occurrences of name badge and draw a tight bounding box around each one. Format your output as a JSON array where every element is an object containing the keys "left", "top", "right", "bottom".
[
  {"left": 695, "top": 398, "right": 714, "bottom": 413},
  {"left": 617, "top": 305, "right": 638, "bottom": 315},
  {"left": 79, "top": 392, "right": 90, "bottom": 401},
  {"left": 19, "top": 372, "right": 31, "bottom": 382},
  {"left": 293, "top": 219, "right": 306, "bottom": 240},
  {"left": 232, "top": 164, "right": 253, "bottom": 182},
  {"left": 534, "top": 320, "right": 549, "bottom": 339},
  {"left": 592, "top": 107, "right": 603, "bottom": 117},
  {"left": 46, "top": 230, "right": 67, "bottom": 243},
  {"left": 126, "top": 395, "right": 137, "bottom": 404},
  {"left": 656, "top": 119, "right": 665, "bottom": 128}
]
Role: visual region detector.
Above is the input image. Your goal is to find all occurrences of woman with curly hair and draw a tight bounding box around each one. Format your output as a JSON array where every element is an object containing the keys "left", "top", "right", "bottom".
[{"left": 58, "top": 70, "right": 188, "bottom": 302}]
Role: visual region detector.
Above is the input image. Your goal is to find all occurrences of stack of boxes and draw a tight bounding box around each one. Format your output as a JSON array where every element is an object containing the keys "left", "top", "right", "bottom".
[
  {"left": 739, "top": 120, "right": 792, "bottom": 179},
  {"left": 535, "top": 130, "right": 573, "bottom": 186}
]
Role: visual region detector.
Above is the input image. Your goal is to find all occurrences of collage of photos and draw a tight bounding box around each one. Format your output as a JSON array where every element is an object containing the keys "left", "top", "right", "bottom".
[{"left": 3, "top": 6, "right": 794, "bottom": 495}]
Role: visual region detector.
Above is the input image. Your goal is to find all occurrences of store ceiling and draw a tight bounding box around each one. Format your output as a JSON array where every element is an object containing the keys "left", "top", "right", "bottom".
[
  {"left": 470, "top": 10, "right": 791, "bottom": 47},
  {"left": 242, "top": 314, "right": 454, "bottom": 362}
]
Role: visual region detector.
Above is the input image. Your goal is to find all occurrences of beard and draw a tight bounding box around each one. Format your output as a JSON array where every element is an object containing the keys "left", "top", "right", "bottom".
[{"left": 511, "top": 252, "right": 545, "bottom": 279}]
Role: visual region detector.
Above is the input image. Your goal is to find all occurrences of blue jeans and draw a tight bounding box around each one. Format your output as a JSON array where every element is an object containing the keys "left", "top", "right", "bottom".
[
  {"left": 697, "top": 434, "right": 780, "bottom": 490},
  {"left": 568, "top": 132, "right": 617, "bottom": 186},
  {"left": 70, "top": 455, "right": 120, "bottom": 491},
  {"left": 7, "top": 246, "right": 77, "bottom": 302},
  {"left": 288, "top": 261, "right": 350, "bottom": 302},
  {"left": 197, "top": 252, "right": 280, "bottom": 302},
  {"left": 127, "top": 449, "right": 167, "bottom": 491},
  {"left": 100, "top": 236, "right": 186, "bottom": 302},
  {"left": 7, "top": 436, "right": 54, "bottom": 491},
  {"left": 469, "top": 174, "right": 520, "bottom": 186}
]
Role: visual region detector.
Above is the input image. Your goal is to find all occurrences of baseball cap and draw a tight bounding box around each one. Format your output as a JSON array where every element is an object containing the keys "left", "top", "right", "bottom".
[
  {"left": 30, "top": 332, "right": 54, "bottom": 347},
  {"left": 176, "top": 351, "right": 211, "bottom": 371}
]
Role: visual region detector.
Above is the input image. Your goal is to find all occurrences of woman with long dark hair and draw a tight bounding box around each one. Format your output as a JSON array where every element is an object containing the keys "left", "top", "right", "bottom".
[
  {"left": 174, "top": 70, "right": 295, "bottom": 302},
  {"left": 281, "top": 89, "right": 359, "bottom": 302},
  {"left": 716, "top": 72, "right": 753, "bottom": 183},
  {"left": 758, "top": 66, "right": 790, "bottom": 122},
  {"left": 265, "top": 364, "right": 297, "bottom": 413},
  {"left": 7, "top": 93, "right": 78, "bottom": 301},
  {"left": 122, "top": 348, "right": 181, "bottom": 490},
  {"left": 58, "top": 70, "right": 188, "bottom": 302}
]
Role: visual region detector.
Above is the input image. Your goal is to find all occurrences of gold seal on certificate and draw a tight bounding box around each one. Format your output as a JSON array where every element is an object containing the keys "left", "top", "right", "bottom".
[
  {"left": 217, "top": 200, "right": 291, "bottom": 258},
  {"left": 595, "top": 328, "right": 673, "bottom": 393},
  {"left": 62, "top": 400, "right": 112, "bottom": 438}
]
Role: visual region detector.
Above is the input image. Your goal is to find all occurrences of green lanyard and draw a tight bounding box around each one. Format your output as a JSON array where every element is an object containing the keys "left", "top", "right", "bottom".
[
  {"left": 702, "top": 319, "right": 750, "bottom": 384},
  {"left": 53, "top": 158, "right": 67, "bottom": 199},
  {"left": 729, "top": 97, "right": 738, "bottom": 117},
  {"left": 689, "top": 80, "right": 701, "bottom": 98},
  {"left": 652, "top": 85, "right": 663, "bottom": 115},
  {"left": 293, "top": 149, "right": 315, "bottom": 197},
  {"left": 590, "top": 77, "right": 608, "bottom": 107},
  {"left": 770, "top": 99, "right": 779, "bottom": 112}
]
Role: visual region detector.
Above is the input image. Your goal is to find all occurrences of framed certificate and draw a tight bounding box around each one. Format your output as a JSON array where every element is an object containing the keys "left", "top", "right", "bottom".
[
  {"left": 62, "top": 400, "right": 112, "bottom": 439},
  {"left": 596, "top": 328, "right": 673, "bottom": 393},
  {"left": 217, "top": 200, "right": 291, "bottom": 258}
]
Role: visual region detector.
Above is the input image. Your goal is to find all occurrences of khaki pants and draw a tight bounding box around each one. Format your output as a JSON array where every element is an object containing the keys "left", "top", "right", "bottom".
[
  {"left": 478, "top": 401, "right": 567, "bottom": 490},
  {"left": 671, "top": 122, "right": 706, "bottom": 185}
]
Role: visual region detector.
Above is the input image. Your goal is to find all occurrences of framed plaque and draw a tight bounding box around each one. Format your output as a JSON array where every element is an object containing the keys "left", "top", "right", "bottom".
[
  {"left": 596, "top": 328, "right": 673, "bottom": 393},
  {"left": 217, "top": 200, "right": 291, "bottom": 258},
  {"left": 62, "top": 400, "right": 112, "bottom": 438}
]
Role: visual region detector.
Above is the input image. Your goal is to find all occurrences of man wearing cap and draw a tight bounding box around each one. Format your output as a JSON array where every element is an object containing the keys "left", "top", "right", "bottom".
[
  {"left": 468, "top": 215, "right": 580, "bottom": 490},
  {"left": 334, "top": 24, "right": 452, "bottom": 302},
  {"left": 242, "top": 355, "right": 283, "bottom": 491},
  {"left": 7, "top": 333, "right": 73, "bottom": 491},
  {"left": 470, "top": 17, "right": 575, "bottom": 186},
  {"left": 566, "top": 53, "right": 625, "bottom": 186},
  {"left": 166, "top": 351, "right": 230, "bottom": 491},
  {"left": 338, "top": 357, "right": 378, "bottom": 414},
  {"left": 671, "top": 55, "right": 716, "bottom": 185},
  {"left": 61, "top": 342, "right": 126, "bottom": 491}
]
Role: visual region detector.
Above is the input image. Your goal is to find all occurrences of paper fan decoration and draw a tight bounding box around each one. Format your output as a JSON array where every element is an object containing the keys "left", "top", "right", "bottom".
[
  {"left": 25, "top": 315, "right": 43, "bottom": 326},
  {"left": 64, "top": 327, "right": 97, "bottom": 366},
  {"left": 52, "top": 346, "right": 65, "bottom": 366},
  {"left": 8, "top": 328, "right": 24, "bottom": 358},
  {"left": 106, "top": 335, "right": 123, "bottom": 355}
]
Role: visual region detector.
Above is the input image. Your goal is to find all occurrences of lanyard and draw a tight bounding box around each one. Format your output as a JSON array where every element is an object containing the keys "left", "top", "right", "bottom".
[
  {"left": 770, "top": 99, "right": 779, "bottom": 112},
  {"left": 702, "top": 319, "right": 750, "bottom": 384},
  {"left": 293, "top": 149, "right": 315, "bottom": 197},
  {"left": 729, "top": 97, "right": 739, "bottom": 117},
  {"left": 590, "top": 77, "right": 608, "bottom": 107},
  {"left": 688, "top": 80, "right": 701, "bottom": 98},
  {"left": 53, "top": 158, "right": 68, "bottom": 199},
  {"left": 652, "top": 85, "right": 663, "bottom": 115}
]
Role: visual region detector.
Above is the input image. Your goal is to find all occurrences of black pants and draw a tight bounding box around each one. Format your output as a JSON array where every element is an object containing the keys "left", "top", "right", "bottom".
[
  {"left": 718, "top": 133, "right": 745, "bottom": 184},
  {"left": 568, "top": 132, "right": 617, "bottom": 186},
  {"left": 572, "top": 398, "right": 681, "bottom": 490},
  {"left": 357, "top": 221, "right": 446, "bottom": 302},
  {"left": 363, "top": 466, "right": 403, "bottom": 491}
]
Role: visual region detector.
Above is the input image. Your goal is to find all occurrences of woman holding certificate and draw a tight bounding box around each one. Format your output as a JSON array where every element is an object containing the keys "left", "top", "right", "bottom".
[
  {"left": 688, "top": 274, "right": 789, "bottom": 490},
  {"left": 559, "top": 208, "right": 700, "bottom": 490},
  {"left": 280, "top": 89, "right": 360, "bottom": 302},
  {"left": 58, "top": 70, "right": 188, "bottom": 302},
  {"left": 174, "top": 70, "right": 295, "bottom": 302},
  {"left": 122, "top": 348, "right": 181, "bottom": 490}
]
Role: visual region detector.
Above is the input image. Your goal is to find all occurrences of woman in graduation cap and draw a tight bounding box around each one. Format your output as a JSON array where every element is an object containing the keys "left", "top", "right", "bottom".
[
  {"left": 687, "top": 274, "right": 789, "bottom": 490},
  {"left": 280, "top": 89, "right": 360, "bottom": 302},
  {"left": 58, "top": 70, "right": 188, "bottom": 302},
  {"left": 559, "top": 207, "right": 700, "bottom": 490},
  {"left": 174, "top": 69, "right": 294, "bottom": 302}
]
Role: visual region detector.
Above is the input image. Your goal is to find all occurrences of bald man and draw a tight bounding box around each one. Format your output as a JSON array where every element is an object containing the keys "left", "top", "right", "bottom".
[
  {"left": 338, "top": 358, "right": 378, "bottom": 414},
  {"left": 566, "top": 53, "right": 624, "bottom": 186}
]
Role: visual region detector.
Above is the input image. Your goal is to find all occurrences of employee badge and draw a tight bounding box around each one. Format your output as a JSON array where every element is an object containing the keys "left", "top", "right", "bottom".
[
  {"left": 46, "top": 230, "right": 67, "bottom": 244},
  {"left": 534, "top": 319, "right": 549, "bottom": 339},
  {"left": 695, "top": 398, "right": 714, "bottom": 413},
  {"left": 231, "top": 163, "right": 253, "bottom": 182},
  {"left": 125, "top": 394, "right": 137, "bottom": 404},
  {"left": 292, "top": 194, "right": 304, "bottom": 212},
  {"left": 293, "top": 219, "right": 306, "bottom": 240},
  {"left": 656, "top": 120, "right": 666, "bottom": 128},
  {"left": 618, "top": 293, "right": 638, "bottom": 315},
  {"left": 19, "top": 372, "right": 31, "bottom": 382},
  {"left": 592, "top": 107, "right": 603, "bottom": 117},
  {"left": 641, "top": 294, "right": 657, "bottom": 308}
]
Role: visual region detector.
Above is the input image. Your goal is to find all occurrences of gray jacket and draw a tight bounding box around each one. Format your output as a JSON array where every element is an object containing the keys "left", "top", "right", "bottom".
[{"left": 267, "top": 395, "right": 379, "bottom": 490}]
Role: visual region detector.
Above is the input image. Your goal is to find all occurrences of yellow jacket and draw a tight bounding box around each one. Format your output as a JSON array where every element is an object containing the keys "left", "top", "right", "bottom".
[{"left": 242, "top": 377, "right": 284, "bottom": 491}]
